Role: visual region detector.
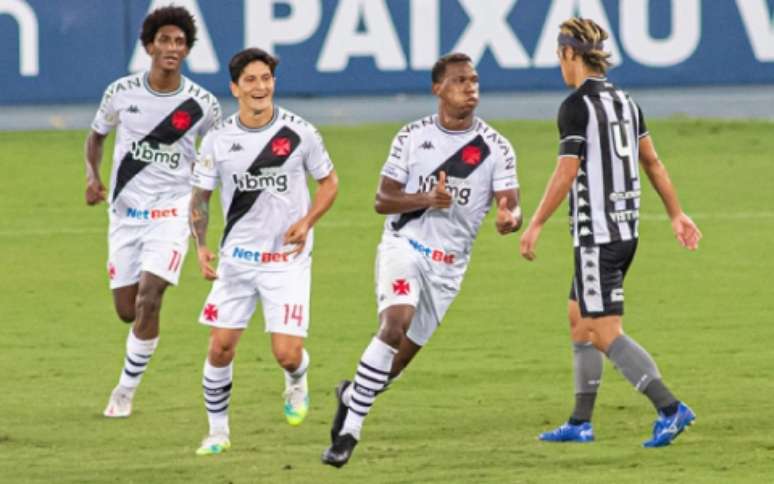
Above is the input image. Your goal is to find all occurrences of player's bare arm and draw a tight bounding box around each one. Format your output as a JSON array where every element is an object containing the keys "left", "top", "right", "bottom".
[
  {"left": 639, "top": 136, "right": 702, "bottom": 250},
  {"left": 520, "top": 156, "right": 580, "bottom": 260},
  {"left": 375, "top": 170, "right": 452, "bottom": 214},
  {"left": 84, "top": 130, "right": 108, "bottom": 205},
  {"left": 284, "top": 170, "right": 339, "bottom": 256},
  {"left": 190, "top": 187, "right": 217, "bottom": 280},
  {"left": 494, "top": 188, "right": 523, "bottom": 235}
]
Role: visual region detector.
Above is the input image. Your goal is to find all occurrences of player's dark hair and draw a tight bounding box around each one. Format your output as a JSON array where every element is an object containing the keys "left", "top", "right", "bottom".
[
  {"left": 140, "top": 6, "right": 197, "bottom": 49},
  {"left": 229, "top": 48, "right": 279, "bottom": 83},
  {"left": 431, "top": 53, "right": 473, "bottom": 83},
  {"left": 558, "top": 17, "right": 612, "bottom": 73}
]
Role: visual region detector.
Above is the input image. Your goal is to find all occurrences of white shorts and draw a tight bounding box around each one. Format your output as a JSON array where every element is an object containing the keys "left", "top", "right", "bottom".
[
  {"left": 199, "top": 259, "right": 311, "bottom": 337},
  {"left": 107, "top": 216, "right": 189, "bottom": 289},
  {"left": 375, "top": 235, "right": 463, "bottom": 346}
]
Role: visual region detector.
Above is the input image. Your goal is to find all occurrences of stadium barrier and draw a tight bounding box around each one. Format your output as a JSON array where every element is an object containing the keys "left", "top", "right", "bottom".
[{"left": 1, "top": 0, "right": 773, "bottom": 104}]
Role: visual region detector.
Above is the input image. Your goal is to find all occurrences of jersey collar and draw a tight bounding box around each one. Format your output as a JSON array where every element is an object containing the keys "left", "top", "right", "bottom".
[
  {"left": 142, "top": 72, "right": 185, "bottom": 97},
  {"left": 235, "top": 106, "right": 279, "bottom": 133},
  {"left": 433, "top": 114, "right": 478, "bottom": 135}
]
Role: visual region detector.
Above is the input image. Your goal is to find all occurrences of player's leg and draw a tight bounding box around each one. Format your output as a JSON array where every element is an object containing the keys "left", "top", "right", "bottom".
[
  {"left": 197, "top": 327, "right": 243, "bottom": 456},
  {"left": 539, "top": 297, "right": 601, "bottom": 442},
  {"left": 196, "top": 261, "right": 257, "bottom": 455},
  {"left": 260, "top": 263, "right": 312, "bottom": 426},
  {"left": 585, "top": 241, "right": 694, "bottom": 447},
  {"left": 271, "top": 333, "right": 310, "bottom": 426},
  {"left": 322, "top": 241, "right": 421, "bottom": 467},
  {"left": 112, "top": 284, "right": 138, "bottom": 323},
  {"left": 104, "top": 224, "right": 146, "bottom": 417}
]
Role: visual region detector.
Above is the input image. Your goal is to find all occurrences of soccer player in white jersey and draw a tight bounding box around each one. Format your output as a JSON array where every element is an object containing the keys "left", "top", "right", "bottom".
[
  {"left": 520, "top": 18, "right": 702, "bottom": 447},
  {"left": 189, "top": 48, "right": 338, "bottom": 456},
  {"left": 84, "top": 6, "right": 221, "bottom": 418},
  {"left": 322, "top": 53, "right": 522, "bottom": 467}
]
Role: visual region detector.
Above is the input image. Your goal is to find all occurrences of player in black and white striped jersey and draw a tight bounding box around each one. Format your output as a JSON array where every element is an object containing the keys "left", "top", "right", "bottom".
[{"left": 520, "top": 17, "right": 702, "bottom": 448}]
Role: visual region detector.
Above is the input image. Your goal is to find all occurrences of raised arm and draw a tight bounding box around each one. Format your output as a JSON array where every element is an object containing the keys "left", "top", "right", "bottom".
[
  {"left": 283, "top": 170, "right": 340, "bottom": 256},
  {"left": 190, "top": 187, "right": 217, "bottom": 280},
  {"left": 84, "top": 130, "right": 108, "bottom": 205},
  {"left": 639, "top": 135, "right": 702, "bottom": 250},
  {"left": 374, "top": 171, "right": 452, "bottom": 215}
]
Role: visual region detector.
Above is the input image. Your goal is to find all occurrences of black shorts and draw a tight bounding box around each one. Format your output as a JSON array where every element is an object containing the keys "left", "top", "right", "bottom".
[{"left": 569, "top": 239, "right": 637, "bottom": 318}]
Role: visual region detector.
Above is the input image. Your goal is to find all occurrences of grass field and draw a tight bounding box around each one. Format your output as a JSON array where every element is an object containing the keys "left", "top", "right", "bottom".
[{"left": 1, "top": 119, "right": 772, "bottom": 483}]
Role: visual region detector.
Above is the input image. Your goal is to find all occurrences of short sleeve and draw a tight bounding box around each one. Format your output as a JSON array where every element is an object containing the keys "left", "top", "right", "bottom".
[
  {"left": 198, "top": 97, "right": 222, "bottom": 137},
  {"left": 191, "top": 132, "right": 219, "bottom": 190},
  {"left": 557, "top": 95, "right": 589, "bottom": 158},
  {"left": 303, "top": 128, "right": 334, "bottom": 180},
  {"left": 635, "top": 102, "right": 649, "bottom": 138},
  {"left": 380, "top": 129, "right": 410, "bottom": 184},
  {"left": 491, "top": 137, "right": 519, "bottom": 192},
  {"left": 91, "top": 83, "right": 119, "bottom": 135}
]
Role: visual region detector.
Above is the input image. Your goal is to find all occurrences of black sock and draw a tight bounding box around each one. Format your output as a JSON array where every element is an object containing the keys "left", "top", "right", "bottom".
[{"left": 658, "top": 401, "right": 680, "bottom": 417}]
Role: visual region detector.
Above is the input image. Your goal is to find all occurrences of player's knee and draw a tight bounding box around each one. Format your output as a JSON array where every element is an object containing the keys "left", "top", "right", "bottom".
[
  {"left": 377, "top": 322, "right": 405, "bottom": 348},
  {"left": 135, "top": 290, "right": 161, "bottom": 316},
  {"left": 209, "top": 342, "right": 236, "bottom": 365}
]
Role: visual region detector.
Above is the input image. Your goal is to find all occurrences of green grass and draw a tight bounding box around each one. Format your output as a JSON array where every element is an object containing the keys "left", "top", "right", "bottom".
[{"left": 0, "top": 119, "right": 772, "bottom": 483}]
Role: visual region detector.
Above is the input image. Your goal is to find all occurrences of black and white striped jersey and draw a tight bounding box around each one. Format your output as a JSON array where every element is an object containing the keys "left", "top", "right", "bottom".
[{"left": 557, "top": 77, "right": 648, "bottom": 247}]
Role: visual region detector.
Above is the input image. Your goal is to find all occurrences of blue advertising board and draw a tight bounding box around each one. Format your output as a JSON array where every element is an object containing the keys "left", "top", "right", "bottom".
[{"left": 1, "top": 0, "right": 773, "bottom": 104}]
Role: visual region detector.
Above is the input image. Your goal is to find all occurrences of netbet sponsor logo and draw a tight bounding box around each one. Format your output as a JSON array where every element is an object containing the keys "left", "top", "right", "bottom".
[
  {"left": 409, "top": 239, "right": 455, "bottom": 264},
  {"left": 232, "top": 246, "right": 290, "bottom": 264},
  {"left": 232, "top": 167, "right": 288, "bottom": 193},
  {"left": 417, "top": 174, "right": 471, "bottom": 205},
  {"left": 130, "top": 141, "right": 181, "bottom": 169},
  {"left": 125, "top": 207, "right": 179, "bottom": 220}
]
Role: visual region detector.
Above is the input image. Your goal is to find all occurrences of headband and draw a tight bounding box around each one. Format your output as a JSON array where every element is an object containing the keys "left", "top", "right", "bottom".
[{"left": 557, "top": 33, "right": 602, "bottom": 53}]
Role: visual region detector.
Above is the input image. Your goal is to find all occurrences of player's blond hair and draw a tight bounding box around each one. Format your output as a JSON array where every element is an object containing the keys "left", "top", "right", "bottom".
[{"left": 558, "top": 17, "right": 612, "bottom": 73}]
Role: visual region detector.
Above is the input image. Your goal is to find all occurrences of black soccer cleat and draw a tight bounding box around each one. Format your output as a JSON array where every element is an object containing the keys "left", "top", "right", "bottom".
[
  {"left": 329, "top": 380, "right": 352, "bottom": 443},
  {"left": 321, "top": 433, "right": 358, "bottom": 468}
]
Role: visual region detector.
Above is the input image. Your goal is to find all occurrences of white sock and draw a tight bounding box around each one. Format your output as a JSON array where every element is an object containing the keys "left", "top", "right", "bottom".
[
  {"left": 284, "top": 348, "right": 309, "bottom": 389},
  {"left": 203, "top": 359, "right": 233, "bottom": 436},
  {"left": 118, "top": 329, "right": 159, "bottom": 390},
  {"left": 341, "top": 337, "right": 397, "bottom": 440}
]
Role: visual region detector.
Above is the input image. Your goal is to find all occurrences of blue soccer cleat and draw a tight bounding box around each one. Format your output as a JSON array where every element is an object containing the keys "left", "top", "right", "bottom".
[
  {"left": 538, "top": 421, "right": 595, "bottom": 442},
  {"left": 643, "top": 402, "right": 696, "bottom": 448}
]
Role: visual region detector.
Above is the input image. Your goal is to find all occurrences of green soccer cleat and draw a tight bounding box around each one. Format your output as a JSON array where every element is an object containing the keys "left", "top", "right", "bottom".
[
  {"left": 284, "top": 381, "right": 309, "bottom": 426},
  {"left": 195, "top": 433, "right": 231, "bottom": 456}
]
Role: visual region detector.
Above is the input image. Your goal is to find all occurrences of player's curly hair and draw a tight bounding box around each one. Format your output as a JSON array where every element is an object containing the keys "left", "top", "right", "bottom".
[
  {"left": 558, "top": 17, "right": 611, "bottom": 73},
  {"left": 431, "top": 52, "right": 473, "bottom": 83},
  {"left": 140, "top": 6, "right": 197, "bottom": 49},
  {"left": 229, "top": 48, "right": 279, "bottom": 83}
]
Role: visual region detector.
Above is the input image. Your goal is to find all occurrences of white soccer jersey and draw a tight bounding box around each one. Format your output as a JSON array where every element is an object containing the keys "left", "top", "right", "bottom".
[
  {"left": 380, "top": 115, "right": 518, "bottom": 275},
  {"left": 92, "top": 72, "right": 221, "bottom": 224},
  {"left": 192, "top": 107, "right": 334, "bottom": 271}
]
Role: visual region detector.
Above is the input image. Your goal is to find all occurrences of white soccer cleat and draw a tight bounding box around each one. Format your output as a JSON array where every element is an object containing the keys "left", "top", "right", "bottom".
[
  {"left": 283, "top": 378, "right": 309, "bottom": 426},
  {"left": 196, "top": 433, "right": 231, "bottom": 456},
  {"left": 103, "top": 385, "right": 135, "bottom": 418}
]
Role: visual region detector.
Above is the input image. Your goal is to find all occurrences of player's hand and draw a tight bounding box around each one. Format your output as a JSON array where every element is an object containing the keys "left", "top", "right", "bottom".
[
  {"left": 196, "top": 246, "right": 218, "bottom": 281},
  {"left": 427, "top": 171, "right": 453, "bottom": 209},
  {"left": 519, "top": 222, "right": 542, "bottom": 261},
  {"left": 495, "top": 197, "right": 522, "bottom": 235},
  {"left": 671, "top": 212, "right": 702, "bottom": 250},
  {"left": 85, "top": 178, "right": 107, "bottom": 205},
  {"left": 283, "top": 218, "right": 310, "bottom": 257}
]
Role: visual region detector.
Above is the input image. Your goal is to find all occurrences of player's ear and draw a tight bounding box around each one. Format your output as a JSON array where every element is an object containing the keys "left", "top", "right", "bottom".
[
  {"left": 431, "top": 82, "right": 441, "bottom": 96},
  {"left": 229, "top": 82, "right": 240, "bottom": 99}
]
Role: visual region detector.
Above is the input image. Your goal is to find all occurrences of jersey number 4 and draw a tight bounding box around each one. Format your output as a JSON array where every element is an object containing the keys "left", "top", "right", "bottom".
[
  {"left": 611, "top": 120, "right": 638, "bottom": 179},
  {"left": 283, "top": 304, "right": 304, "bottom": 326}
]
